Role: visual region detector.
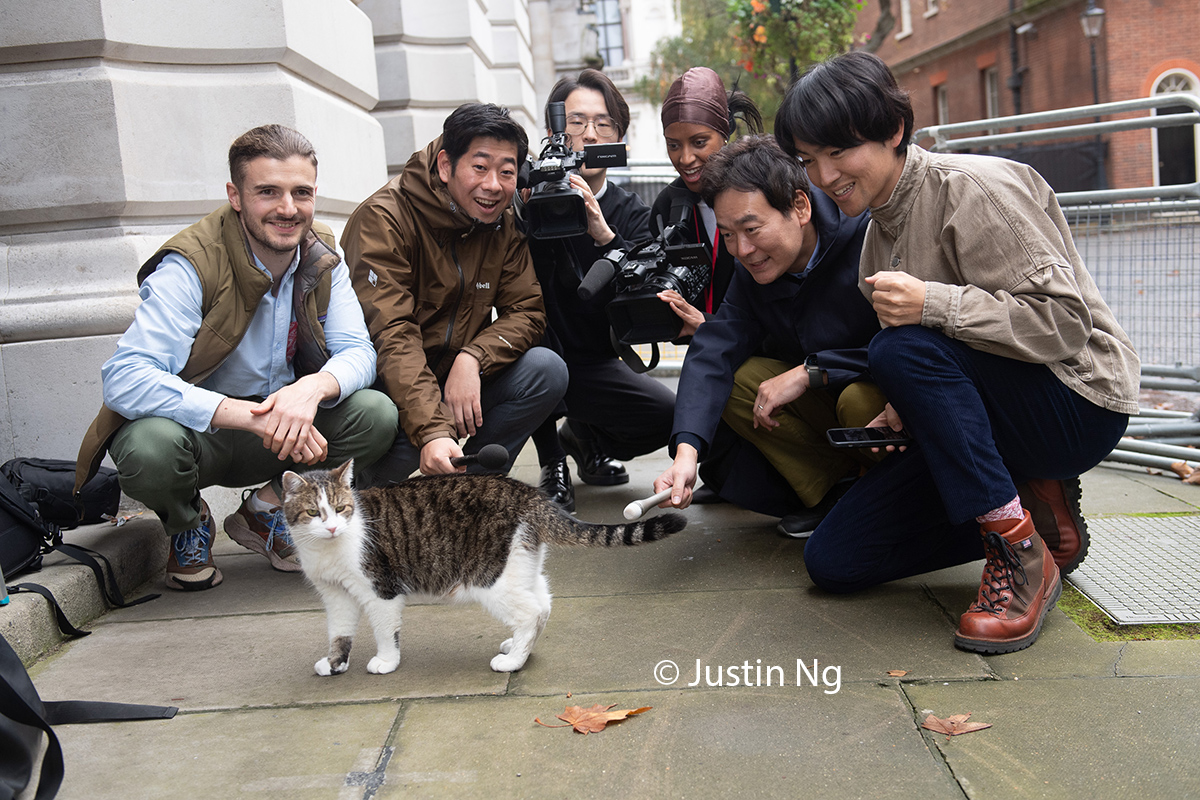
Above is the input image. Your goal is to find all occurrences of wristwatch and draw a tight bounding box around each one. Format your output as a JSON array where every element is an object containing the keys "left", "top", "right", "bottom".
[{"left": 804, "top": 354, "right": 826, "bottom": 388}]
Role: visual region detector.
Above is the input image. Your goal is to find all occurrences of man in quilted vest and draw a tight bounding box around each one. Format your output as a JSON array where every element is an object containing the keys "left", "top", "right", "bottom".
[{"left": 77, "top": 125, "right": 397, "bottom": 592}]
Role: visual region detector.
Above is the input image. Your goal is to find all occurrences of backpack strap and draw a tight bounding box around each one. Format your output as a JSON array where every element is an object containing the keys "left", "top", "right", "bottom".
[{"left": 0, "top": 634, "right": 176, "bottom": 800}]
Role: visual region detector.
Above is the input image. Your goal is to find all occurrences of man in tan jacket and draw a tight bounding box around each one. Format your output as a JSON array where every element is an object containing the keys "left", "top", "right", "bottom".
[
  {"left": 343, "top": 103, "right": 568, "bottom": 484},
  {"left": 774, "top": 52, "right": 1139, "bottom": 656}
]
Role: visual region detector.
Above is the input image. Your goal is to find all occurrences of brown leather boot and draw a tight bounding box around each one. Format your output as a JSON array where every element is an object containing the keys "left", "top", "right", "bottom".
[
  {"left": 1017, "top": 477, "right": 1088, "bottom": 575},
  {"left": 954, "top": 510, "right": 1061, "bottom": 655}
]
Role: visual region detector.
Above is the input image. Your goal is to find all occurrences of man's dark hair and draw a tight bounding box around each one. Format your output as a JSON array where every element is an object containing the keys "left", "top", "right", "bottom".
[
  {"left": 774, "top": 51, "right": 913, "bottom": 158},
  {"left": 442, "top": 103, "right": 529, "bottom": 167},
  {"left": 228, "top": 124, "right": 317, "bottom": 188},
  {"left": 546, "top": 69, "right": 630, "bottom": 137},
  {"left": 700, "top": 135, "right": 811, "bottom": 214}
]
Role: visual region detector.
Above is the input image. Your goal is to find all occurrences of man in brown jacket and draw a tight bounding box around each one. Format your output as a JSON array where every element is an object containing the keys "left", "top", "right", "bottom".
[{"left": 344, "top": 103, "right": 568, "bottom": 484}]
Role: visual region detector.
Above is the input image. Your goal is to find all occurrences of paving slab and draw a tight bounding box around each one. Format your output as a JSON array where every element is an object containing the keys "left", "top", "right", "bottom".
[
  {"left": 544, "top": 514, "right": 809, "bottom": 598},
  {"left": 378, "top": 687, "right": 962, "bottom": 800},
  {"left": 905, "top": 677, "right": 1200, "bottom": 798},
  {"left": 29, "top": 606, "right": 512, "bottom": 710},
  {"left": 1082, "top": 464, "right": 1200, "bottom": 514},
  {"left": 52, "top": 702, "right": 400, "bottom": 800},
  {"left": 510, "top": 585, "right": 989, "bottom": 697},
  {"left": 104, "top": 552, "right": 319, "bottom": 622},
  {"left": 1116, "top": 639, "right": 1200, "bottom": 676}
]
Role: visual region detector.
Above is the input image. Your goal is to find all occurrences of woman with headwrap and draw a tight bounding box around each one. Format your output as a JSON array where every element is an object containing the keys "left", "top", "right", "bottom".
[
  {"left": 650, "top": 68, "right": 767, "bottom": 506},
  {"left": 651, "top": 68, "right": 764, "bottom": 339}
]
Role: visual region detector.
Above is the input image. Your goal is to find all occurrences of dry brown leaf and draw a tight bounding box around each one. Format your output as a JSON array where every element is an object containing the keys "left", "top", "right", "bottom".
[
  {"left": 921, "top": 712, "right": 992, "bottom": 741},
  {"left": 1183, "top": 470, "right": 1200, "bottom": 485},
  {"left": 1170, "top": 461, "right": 1194, "bottom": 479},
  {"left": 535, "top": 703, "right": 652, "bottom": 734},
  {"left": 887, "top": 670, "right": 909, "bottom": 677}
]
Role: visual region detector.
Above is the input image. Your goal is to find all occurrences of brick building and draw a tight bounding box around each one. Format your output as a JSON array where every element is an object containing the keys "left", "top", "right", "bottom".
[{"left": 854, "top": 0, "right": 1200, "bottom": 192}]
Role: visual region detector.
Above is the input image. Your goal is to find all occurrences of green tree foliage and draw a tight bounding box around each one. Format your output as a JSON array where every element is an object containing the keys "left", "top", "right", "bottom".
[{"left": 633, "top": 0, "right": 864, "bottom": 129}]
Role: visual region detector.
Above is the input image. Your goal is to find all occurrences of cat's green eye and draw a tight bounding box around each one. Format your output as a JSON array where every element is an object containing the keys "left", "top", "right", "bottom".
[
  {"left": 306, "top": 509, "right": 320, "bottom": 517},
  {"left": 335, "top": 505, "right": 348, "bottom": 513}
]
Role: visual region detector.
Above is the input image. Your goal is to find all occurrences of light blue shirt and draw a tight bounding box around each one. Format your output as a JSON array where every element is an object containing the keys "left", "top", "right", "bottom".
[{"left": 103, "top": 249, "right": 378, "bottom": 432}]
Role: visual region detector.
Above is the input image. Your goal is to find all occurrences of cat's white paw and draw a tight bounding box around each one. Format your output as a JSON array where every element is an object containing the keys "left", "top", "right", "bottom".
[
  {"left": 498, "top": 638, "right": 514, "bottom": 654},
  {"left": 490, "top": 652, "right": 528, "bottom": 672},
  {"left": 367, "top": 655, "right": 399, "bottom": 674},
  {"left": 314, "top": 657, "right": 349, "bottom": 676}
]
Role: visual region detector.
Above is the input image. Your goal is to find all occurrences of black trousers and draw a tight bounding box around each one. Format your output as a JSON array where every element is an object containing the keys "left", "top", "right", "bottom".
[{"left": 554, "top": 357, "right": 676, "bottom": 462}]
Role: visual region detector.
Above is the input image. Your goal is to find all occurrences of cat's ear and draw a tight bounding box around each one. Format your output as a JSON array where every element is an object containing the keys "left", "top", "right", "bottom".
[
  {"left": 331, "top": 459, "right": 354, "bottom": 487},
  {"left": 281, "top": 471, "right": 305, "bottom": 497}
]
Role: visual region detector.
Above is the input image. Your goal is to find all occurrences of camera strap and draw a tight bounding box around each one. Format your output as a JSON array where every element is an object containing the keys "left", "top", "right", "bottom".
[{"left": 610, "top": 329, "right": 660, "bottom": 374}]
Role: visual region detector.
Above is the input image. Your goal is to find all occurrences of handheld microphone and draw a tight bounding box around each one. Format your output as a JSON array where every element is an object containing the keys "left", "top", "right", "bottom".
[{"left": 449, "top": 443, "right": 510, "bottom": 470}]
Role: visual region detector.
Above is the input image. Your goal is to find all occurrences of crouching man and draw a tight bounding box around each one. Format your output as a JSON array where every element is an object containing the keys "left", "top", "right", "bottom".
[
  {"left": 654, "top": 135, "right": 884, "bottom": 535},
  {"left": 75, "top": 125, "right": 398, "bottom": 591}
]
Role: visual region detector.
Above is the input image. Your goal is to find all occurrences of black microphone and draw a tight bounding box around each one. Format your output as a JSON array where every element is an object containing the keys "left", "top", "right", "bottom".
[
  {"left": 449, "top": 443, "right": 509, "bottom": 470},
  {"left": 578, "top": 256, "right": 617, "bottom": 301}
]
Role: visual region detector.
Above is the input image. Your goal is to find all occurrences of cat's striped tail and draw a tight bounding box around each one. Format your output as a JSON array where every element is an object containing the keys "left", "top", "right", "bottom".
[{"left": 545, "top": 512, "right": 687, "bottom": 547}]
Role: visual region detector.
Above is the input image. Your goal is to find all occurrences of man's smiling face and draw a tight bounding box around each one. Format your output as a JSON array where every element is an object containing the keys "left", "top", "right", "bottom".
[{"left": 437, "top": 137, "right": 519, "bottom": 225}]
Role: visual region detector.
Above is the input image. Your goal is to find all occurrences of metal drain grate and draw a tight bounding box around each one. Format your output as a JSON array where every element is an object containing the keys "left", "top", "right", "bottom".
[{"left": 1068, "top": 515, "right": 1200, "bottom": 624}]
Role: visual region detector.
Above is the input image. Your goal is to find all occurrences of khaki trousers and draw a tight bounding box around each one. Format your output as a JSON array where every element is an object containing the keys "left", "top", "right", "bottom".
[{"left": 721, "top": 357, "right": 887, "bottom": 508}]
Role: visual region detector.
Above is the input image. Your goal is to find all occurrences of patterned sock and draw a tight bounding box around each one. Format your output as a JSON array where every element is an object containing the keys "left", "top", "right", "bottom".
[{"left": 976, "top": 495, "right": 1023, "bottom": 525}]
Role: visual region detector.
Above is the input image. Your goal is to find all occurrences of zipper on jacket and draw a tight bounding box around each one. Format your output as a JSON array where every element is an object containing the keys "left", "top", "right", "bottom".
[{"left": 432, "top": 238, "right": 466, "bottom": 374}]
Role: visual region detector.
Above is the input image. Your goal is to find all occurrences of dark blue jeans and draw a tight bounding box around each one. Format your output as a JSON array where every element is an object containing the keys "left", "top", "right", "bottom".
[{"left": 804, "top": 326, "right": 1128, "bottom": 593}]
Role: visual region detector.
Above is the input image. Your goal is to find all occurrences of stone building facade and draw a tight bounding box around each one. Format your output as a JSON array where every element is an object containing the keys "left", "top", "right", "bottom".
[{"left": 0, "top": 0, "right": 676, "bottom": 464}]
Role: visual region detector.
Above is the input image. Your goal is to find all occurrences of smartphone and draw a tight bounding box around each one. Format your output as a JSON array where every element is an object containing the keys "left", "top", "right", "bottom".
[{"left": 826, "top": 426, "right": 913, "bottom": 449}]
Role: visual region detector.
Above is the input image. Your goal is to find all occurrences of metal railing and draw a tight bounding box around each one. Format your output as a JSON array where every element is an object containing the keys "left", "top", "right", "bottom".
[{"left": 918, "top": 94, "right": 1200, "bottom": 468}]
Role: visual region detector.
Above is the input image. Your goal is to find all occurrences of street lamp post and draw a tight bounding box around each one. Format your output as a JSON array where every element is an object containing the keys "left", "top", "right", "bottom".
[{"left": 1081, "top": 0, "right": 1107, "bottom": 189}]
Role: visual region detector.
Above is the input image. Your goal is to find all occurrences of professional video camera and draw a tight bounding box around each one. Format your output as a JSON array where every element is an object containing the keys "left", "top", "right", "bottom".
[
  {"left": 518, "top": 101, "right": 627, "bottom": 239},
  {"left": 578, "top": 199, "right": 712, "bottom": 362}
]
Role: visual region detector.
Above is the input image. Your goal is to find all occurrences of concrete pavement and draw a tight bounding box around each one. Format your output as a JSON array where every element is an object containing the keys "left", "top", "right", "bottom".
[{"left": 7, "top": 445, "right": 1200, "bottom": 799}]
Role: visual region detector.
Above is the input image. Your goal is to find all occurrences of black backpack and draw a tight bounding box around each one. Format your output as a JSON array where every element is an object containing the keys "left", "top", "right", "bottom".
[{"left": 1, "top": 470, "right": 156, "bottom": 638}]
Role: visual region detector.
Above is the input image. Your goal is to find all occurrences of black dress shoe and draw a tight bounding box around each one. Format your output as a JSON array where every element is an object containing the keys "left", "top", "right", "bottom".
[
  {"left": 538, "top": 459, "right": 575, "bottom": 512},
  {"left": 558, "top": 423, "right": 629, "bottom": 486}
]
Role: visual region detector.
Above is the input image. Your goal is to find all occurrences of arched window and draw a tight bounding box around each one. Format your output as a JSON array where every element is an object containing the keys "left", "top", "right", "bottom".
[{"left": 1152, "top": 70, "right": 1199, "bottom": 187}]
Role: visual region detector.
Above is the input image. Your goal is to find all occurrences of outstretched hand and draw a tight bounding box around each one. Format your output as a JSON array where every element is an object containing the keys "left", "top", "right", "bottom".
[{"left": 654, "top": 444, "right": 698, "bottom": 508}]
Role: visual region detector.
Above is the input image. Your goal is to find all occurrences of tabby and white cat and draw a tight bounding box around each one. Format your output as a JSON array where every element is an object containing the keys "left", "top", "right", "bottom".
[{"left": 280, "top": 460, "right": 686, "bottom": 676}]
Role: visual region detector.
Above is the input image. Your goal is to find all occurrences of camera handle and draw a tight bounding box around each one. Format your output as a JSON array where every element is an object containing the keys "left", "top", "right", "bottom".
[{"left": 610, "top": 329, "right": 660, "bottom": 374}]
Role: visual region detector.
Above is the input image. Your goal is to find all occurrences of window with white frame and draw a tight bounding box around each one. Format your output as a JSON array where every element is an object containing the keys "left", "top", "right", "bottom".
[
  {"left": 985, "top": 68, "right": 1000, "bottom": 116},
  {"left": 1152, "top": 71, "right": 1198, "bottom": 186},
  {"left": 895, "top": 0, "right": 913, "bottom": 40},
  {"left": 936, "top": 84, "right": 950, "bottom": 126}
]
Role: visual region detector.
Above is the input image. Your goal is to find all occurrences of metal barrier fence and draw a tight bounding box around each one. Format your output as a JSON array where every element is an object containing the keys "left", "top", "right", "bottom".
[
  {"left": 615, "top": 94, "right": 1200, "bottom": 382},
  {"left": 1065, "top": 199, "right": 1200, "bottom": 369}
]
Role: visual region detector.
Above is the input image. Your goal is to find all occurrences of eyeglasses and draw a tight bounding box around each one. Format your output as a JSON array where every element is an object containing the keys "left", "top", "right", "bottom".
[{"left": 564, "top": 114, "right": 618, "bottom": 137}]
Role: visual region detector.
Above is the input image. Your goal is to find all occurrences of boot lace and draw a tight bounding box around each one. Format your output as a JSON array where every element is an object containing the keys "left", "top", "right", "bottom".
[{"left": 968, "top": 530, "right": 1030, "bottom": 615}]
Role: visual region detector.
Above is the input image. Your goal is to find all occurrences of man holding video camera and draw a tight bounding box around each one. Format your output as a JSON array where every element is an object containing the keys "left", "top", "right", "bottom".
[
  {"left": 523, "top": 70, "right": 675, "bottom": 511},
  {"left": 654, "top": 135, "right": 885, "bottom": 536},
  {"left": 343, "top": 103, "right": 568, "bottom": 485}
]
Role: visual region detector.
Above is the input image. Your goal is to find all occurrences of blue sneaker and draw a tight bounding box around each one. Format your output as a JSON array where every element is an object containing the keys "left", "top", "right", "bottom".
[
  {"left": 224, "top": 487, "right": 301, "bottom": 572},
  {"left": 166, "top": 500, "right": 223, "bottom": 591}
]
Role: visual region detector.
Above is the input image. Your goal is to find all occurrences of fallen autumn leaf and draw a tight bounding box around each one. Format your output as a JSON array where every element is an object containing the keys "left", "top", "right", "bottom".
[
  {"left": 921, "top": 712, "right": 992, "bottom": 741},
  {"left": 535, "top": 703, "right": 652, "bottom": 734}
]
